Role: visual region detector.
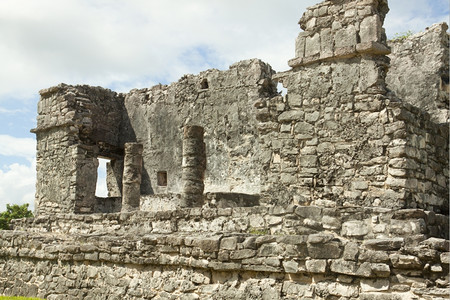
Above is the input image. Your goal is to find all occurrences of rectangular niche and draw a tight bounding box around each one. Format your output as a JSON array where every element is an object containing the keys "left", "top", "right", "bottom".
[{"left": 157, "top": 171, "right": 168, "bottom": 186}]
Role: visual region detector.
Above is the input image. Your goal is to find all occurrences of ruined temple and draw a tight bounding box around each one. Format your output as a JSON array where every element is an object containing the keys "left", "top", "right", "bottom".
[{"left": 1, "top": 0, "right": 449, "bottom": 299}]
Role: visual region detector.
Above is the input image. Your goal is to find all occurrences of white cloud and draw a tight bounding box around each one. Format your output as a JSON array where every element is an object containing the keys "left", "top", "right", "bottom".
[
  {"left": 0, "top": 107, "right": 26, "bottom": 114},
  {"left": 0, "top": 135, "right": 36, "bottom": 162},
  {"left": 0, "top": 135, "right": 36, "bottom": 212},
  {"left": 0, "top": 162, "right": 36, "bottom": 212},
  {"left": 385, "top": 0, "right": 449, "bottom": 37},
  {"left": 0, "top": 0, "right": 446, "bottom": 102},
  {"left": 0, "top": 0, "right": 318, "bottom": 100}
]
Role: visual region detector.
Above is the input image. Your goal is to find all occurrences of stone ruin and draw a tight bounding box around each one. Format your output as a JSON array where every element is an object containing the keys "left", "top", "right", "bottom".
[{"left": 1, "top": 0, "right": 449, "bottom": 299}]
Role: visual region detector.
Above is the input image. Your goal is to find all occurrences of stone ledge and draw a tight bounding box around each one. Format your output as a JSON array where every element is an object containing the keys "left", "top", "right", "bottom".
[{"left": 288, "top": 42, "right": 391, "bottom": 68}]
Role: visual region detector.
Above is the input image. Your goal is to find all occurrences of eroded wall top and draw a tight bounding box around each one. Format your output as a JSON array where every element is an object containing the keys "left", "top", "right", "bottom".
[
  {"left": 289, "top": 0, "right": 390, "bottom": 68},
  {"left": 387, "top": 22, "right": 449, "bottom": 124}
]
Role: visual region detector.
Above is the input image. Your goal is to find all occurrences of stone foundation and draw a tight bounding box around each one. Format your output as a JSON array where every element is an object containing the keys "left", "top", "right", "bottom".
[{"left": 5, "top": 205, "right": 450, "bottom": 300}]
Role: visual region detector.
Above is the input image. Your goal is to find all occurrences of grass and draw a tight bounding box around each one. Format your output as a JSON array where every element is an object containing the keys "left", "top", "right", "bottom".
[
  {"left": 390, "top": 30, "right": 414, "bottom": 42},
  {"left": 0, "top": 297, "right": 45, "bottom": 300},
  {"left": 248, "top": 227, "right": 270, "bottom": 235}
]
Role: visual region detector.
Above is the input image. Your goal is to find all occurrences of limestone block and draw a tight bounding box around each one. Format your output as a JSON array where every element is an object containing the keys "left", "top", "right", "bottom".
[
  {"left": 352, "top": 181, "right": 369, "bottom": 190},
  {"left": 390, "top": 219, "right": 426, "bottom": 235},
  {"left": 299, "top": 155, "right": 318, "bottom": 167},
  {"left": 390, "top": 254, "right": 422, "bottom": 269},
  {"left": 358, "top": 59, "right": 383, "bottom": 93},
  {"left": 305, "top": 111, "right": 320, "bottom": 123},
  {"left": 230, "top": 249, "right": 256, "bottom": 260},
  {"left": 300, "top": 146, "right": 316, "bottom": 155},
  {"left": 335, "top": 25, "right": 357, "bottom": 48},
  {"left": 322, "top": 216, "right": 341, "bottom": 230},
  {"left": 363, "top": 238, "right": 404, "bottom": 251},
  {"left": 420, "top": 238, "right": 450, "bottom": 251},
  {"left": 317, "top": 142, "right": 335, "bottom": 153},
  {"left": 330, "top": 259, "right": 357, "bottom": 275},
  {"left": 320, "top": 28, "right": 334, "bottom": 59},
  {"left": 282, "top": 260, "right": 299, "bottom": 273},
  {"left": 278, "top": 110, "right": 304, "bottom": 123},
  {"left": 258, "top": 243, "right": 283, "bottom": 257},
  {"left": 280, "top": 124, "right": 291, "bottom": 133},
  {"left": 295, "top": 206, "right": 322, "bottom": 221},
  {"left": 327, "top": 282, "right": 359, "bottom": 298},
  {"left": 305, "top": 17, "right": 317, "bottom": 31},
  {"left": 370, "top": 263, "right": 391, "bottom": 277},
  {"left": 282, "top": 282, "right": 313, "bottom": 297},
  {"left": 305, "top": 259, "right": 327, "bottom": 273},
  {"left": 360, "top": 279, "right": 389, "bottom": 292},
  {"left": 308, "top": 241, "right": 342, "bottom": 259},
  {"left": 360, "top": 15, "right": 382, "bottom": 43},
  {"left": 220, "top": 237, "right": 237, "bottom": 250},
  {"left": 332, "top": 62, "right": 359, "bottom": 95},
  {"left": 430, "top": 264, "right": 443, "bottom": 272},
  {"left": 122, "top": 143, "right": 143, "bottom": 212},
  {"left": 440, "top": 252, "right": 450, "bottom": 264},
  {"left": 342, "top": 220, "right": 369, "bottom": 237},
  {"left": 295, "top": 32, "right": 308, "bottom": 58},
  {"left": 343, "top": 242, "right": 359, "bottom": 261},
  {"left": 266, "top": 215, "right": 283, "bottom": 226},
  {"left": 305, "top": 33, "right": 321, "bottom": 57}
]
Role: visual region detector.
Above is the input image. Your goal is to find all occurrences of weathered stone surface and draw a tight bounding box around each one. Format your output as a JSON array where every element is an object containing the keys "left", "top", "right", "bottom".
[
  {"left": 360, "top": 279, "right": 389, "bottom": 292},
  {"left": 16, "top": 0, "right": 450, "bottom": 299},
  {"left": 342, "top": 220, "right": 369, "bottom": 237},
  {"left": 387, "top": 23, "right": 449, "bottom": 123},
  {"left": 122, "top": 143, "right": 143, "bottom": 212},
  {"left": 363, "top": 238, "right": 404, "bottom": 251},
  {"left": 305, "top": 259, "right": 327, "bottom": 273}
]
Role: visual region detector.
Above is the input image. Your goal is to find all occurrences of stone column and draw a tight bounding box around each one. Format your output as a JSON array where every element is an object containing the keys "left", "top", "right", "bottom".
[
  {"left": 122, "top": 143, "right": 143, "bottom": 212},
  {"left": 181, "top": 126, "right": 206, "bottom": 207}
]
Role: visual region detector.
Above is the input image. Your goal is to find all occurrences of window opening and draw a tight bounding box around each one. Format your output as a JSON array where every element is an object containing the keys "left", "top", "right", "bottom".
[
  {"left": 96, "top": 158, "right": 110, "bottom": 197},
  {"left": 157, "top": 171, "right": 168, "bottom": 186},
  {"left": 200, "top": 78, "right": 209, "bottom": 89},
  {"left": 277, "top": 82, "right": 287, "bottom": 96}
]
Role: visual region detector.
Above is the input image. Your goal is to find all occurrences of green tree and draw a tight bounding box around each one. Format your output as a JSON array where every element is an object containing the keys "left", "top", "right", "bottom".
[{"left": 0, "top": 204, "right": 33, "bottom": 230}]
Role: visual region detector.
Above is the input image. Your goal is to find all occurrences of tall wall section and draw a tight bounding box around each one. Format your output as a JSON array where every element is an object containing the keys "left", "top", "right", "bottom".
[
  {"left": 387, "top": 22, "right": 449, "bottom": 124},
  {"left": 258, "top": 0, "right": 448, "bottom": 213},
  {"left": 32, "top": 84, "right": 124, "bottom": 215}
]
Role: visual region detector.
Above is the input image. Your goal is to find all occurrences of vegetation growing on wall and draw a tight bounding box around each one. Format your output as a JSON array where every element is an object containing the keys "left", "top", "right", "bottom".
[{"left": 390, "top": 30, "right": 414, "bottom": 42}]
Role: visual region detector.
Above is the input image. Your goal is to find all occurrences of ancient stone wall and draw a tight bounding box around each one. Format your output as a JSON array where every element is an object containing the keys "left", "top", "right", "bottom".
[
  {"left": 5, "top": 205, "right": 450, "bottom": 299},
  {"left": 256, "top": 0, "right": 449, "bottom": 212},
  {"left": 14, "top": 0, "right": 450, "bottom": 299},
  {"left": 120, "top": 59, "right": 276, "bottom": 198},
  {"left": 32, "top": 85, "right": 124, "bottom": 215},
  {"left": 30, "top": 3, "right": 449, "bottom": 214},
  {"left": 387, "top": 23, "right": 449, "bottom": 124},
  {"left": 256, "top": 94, "right": 449, "bottom": 212}
]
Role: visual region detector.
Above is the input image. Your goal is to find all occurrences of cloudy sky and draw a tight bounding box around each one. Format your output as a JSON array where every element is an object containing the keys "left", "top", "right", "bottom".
[{"left": 0, "top": 0, "right": 448, "bottom": 212}]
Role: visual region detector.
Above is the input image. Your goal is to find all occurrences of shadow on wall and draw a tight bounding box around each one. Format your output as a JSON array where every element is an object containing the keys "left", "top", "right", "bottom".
[{"left": 120, "top": 106, "right": 154, "bottom": 196}]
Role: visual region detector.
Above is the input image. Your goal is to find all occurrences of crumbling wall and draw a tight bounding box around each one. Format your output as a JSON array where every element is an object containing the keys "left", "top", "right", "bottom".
[
  {"left": 20, "top": 0, "right": 450, "bottom": 298},
  {"left": 387, "top": 23, "right": 449, "bottom": 124},
  {"left": 256, "top": 0, "right": 449, "bottom": 213},
  {"left": 32, "top": 85, "right": 124, "bottom": 215},
  {"left": 121, "top": 59, "right": 277, "bottom": 198}
]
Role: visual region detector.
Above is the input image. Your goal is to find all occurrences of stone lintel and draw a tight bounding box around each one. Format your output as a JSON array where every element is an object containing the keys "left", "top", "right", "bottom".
[{"left": 288, "top": 42, "right": 391, "bottom": 68}]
